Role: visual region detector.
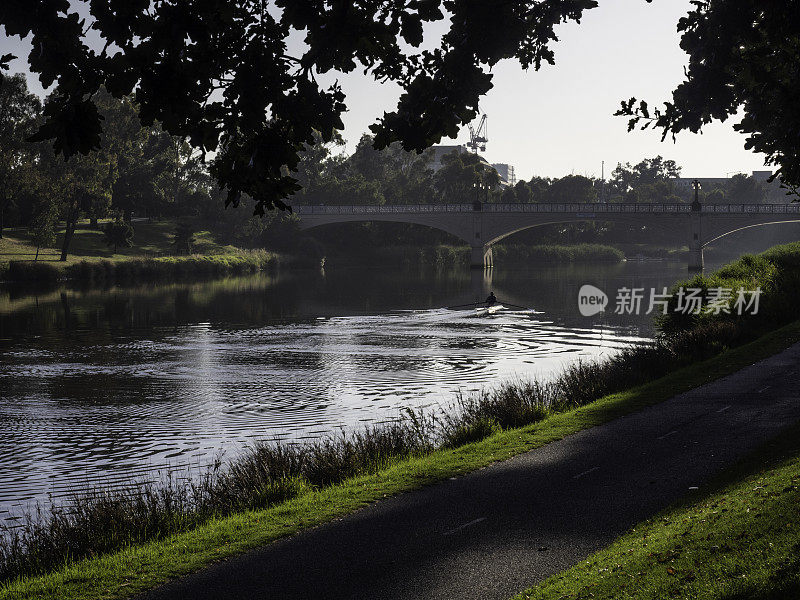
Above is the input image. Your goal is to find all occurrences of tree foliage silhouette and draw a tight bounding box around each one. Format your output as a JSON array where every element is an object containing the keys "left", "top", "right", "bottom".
[
  {"left": 0, "top": 0, "right": 598, "bottom": 214},
  {"left": 617, "top": 1, "right": 800, "bottom": 194}
]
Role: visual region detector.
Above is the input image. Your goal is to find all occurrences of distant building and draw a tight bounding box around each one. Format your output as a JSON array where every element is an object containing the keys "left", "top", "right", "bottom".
[
  {"left": 491, "top": 163, "right": 516, "bottom": 187},
  {"left": 673, "top": 177, "right": 731, "bottom": 192},
  {"left": 429, "top": 145, "right": 469, "bottom": 172},
  {"left": 429, "top": 146, "right": 514, "bottom": 188},
  {"left": 673, "top": 171, "right": 786, "bottom": 200}
]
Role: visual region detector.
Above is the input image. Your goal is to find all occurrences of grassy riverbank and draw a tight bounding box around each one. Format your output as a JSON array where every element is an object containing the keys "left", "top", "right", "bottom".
[
  {"left": 5, "top": 250, "right": 279, "bottom": 283},
  {"left": 0, "top": 221, "right": 280, "bottom": 282},
  {"left": 513, "top": 420, "right": 800, "bottom": 600},
  {"left": 3, "top": 320, "right": 800, "bottom": 599},
  {"left": 660, "top": 242, "right": 800, "bottom": 337}
]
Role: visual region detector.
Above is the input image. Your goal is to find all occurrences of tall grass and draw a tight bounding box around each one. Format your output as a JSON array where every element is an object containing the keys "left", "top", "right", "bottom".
[
  {"left": 493, "top": 243, "right": 625, "bottom": 264},
  {"left": 324, "top": 243, "right": 625, "bottom": 270},
  {"left": 659, "top": 242, "right": 800, "bottom": 335},
  {"left": 323, "top": 245, "right": 470, "bottom": 269}
]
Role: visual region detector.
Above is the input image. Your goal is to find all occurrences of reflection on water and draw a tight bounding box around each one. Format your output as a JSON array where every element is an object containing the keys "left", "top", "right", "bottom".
[{"left": 0, "top": 262, "right": 688, "bottom": 519}]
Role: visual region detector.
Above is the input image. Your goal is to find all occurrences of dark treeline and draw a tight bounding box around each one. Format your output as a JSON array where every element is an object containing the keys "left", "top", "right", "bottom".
[
  {"left": 1, "top": 73, "right": 788, "bottom": 260},
  {"left": 0, "top": 74, "right": 303, "bottom": 261}
]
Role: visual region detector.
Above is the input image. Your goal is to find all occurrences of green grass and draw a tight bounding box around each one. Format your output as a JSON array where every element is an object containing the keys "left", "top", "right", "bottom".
[
  {"left": 0, "top": 220, "right": 274, "bottom": 281},
  {"left": 1, "top": 220, "right": 235, "bottom": 265},
  {"left": 512, "top": 422, "right": 800, "bottom": 600},
  {"left": 4, "top": 319, "right": 800, "bottom": 600},
  {"left": 659, "top": 242, "right": 800, "bottom": 335}
]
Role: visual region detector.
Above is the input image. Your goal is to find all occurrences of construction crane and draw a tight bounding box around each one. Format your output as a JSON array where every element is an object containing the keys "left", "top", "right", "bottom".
[{"left": 466, "top": 114, "right": 488, "bottom": 153}]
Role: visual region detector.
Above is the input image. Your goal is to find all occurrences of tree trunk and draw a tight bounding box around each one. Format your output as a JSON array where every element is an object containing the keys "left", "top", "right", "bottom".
[
  {"left": 90, "top": 216, "right": 98, "bottom": 228},
  {"left": 35, "top": 245, "right": 40, "bottom": 261},
  {"left": 60, "top": 201, "right": 78, "bottom": 262},
  {"left": 0, "top": 202, "right": 4, "bottom": 239},
  {"left": 60, "top": 222, "right": 75, "bottom": 262}
]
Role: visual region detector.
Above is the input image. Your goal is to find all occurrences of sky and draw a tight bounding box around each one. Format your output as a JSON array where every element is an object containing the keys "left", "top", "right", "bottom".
[{"left": 0, "top": 1, "right": 769, "bottom": 182}]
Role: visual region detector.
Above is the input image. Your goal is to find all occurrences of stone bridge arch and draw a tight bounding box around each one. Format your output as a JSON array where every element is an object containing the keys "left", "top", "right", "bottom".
[{"left": 295, "top": 203, "right": 800, "bottom": 270}]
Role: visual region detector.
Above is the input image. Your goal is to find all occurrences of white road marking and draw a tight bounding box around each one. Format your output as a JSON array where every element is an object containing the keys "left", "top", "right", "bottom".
[
  {"left": 572, "top": 466, "right": 600, "bottom": 480},
  {"left": 443, "top": 517, "right": 486, "bottom": 536},
  {"left": 757, "top": 386, "right": 771, "bottom": 393},
  {"left": 657, "top": 430, "right": 678, "bottom": 440},
  {"left": 717, "top": 405, "right": 732, "bottom": 413}
]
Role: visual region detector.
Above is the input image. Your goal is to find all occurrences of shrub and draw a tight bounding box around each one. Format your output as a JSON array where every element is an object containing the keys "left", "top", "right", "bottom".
[
  {"left": 58, "top": 252, "right": 279, "bottom": 284},
  {"left": 6, "top": 261, "right": 61, "bottom": 283},
  {"left": 492, "top": 243, "right": 625, "bottom": 264}
]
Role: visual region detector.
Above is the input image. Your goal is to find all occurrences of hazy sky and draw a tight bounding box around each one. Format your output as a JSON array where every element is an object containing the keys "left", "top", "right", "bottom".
[{"left": 0, "top": 1, "right": 769, "bottom": 181}]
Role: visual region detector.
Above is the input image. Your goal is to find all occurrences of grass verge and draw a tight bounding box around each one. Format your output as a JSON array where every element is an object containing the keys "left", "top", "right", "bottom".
[
  {"left": 4, "top": 318, "right": 800, "bottom": 600},
  {"left": 4, "top": 251, "right": 279, "bottom": 283},
  {"left": 512, "top": 420, "right": 800, "bottom": 600}
]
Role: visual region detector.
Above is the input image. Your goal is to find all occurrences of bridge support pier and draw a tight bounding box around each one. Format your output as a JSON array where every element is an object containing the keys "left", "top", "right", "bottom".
[
  {"left": 688, "top": 245, "right": 704, "bottom": 272},
  {"left": 470, "top": 245, "right": 493, "bottom": 269},
  {"left": 688, "top": 210, "right": 704, "bottom": 272}
]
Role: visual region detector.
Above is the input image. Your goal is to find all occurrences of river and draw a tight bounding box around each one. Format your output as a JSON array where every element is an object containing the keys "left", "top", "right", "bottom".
[{"left": 0, "top": 260, "right": 694, "bottom": 521}]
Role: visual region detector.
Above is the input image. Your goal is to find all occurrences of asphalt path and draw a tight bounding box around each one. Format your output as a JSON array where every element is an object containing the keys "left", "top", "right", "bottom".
[{"left": 139, "top": 343, "right": 800, "bottom": 600}]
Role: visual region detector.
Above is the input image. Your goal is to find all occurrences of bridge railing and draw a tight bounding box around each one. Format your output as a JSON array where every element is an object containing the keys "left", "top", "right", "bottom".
[
  {"left": 294, "top": 203, "right": 800, "bottom": 215},
  {"left": 295, "top": 204, "right": 472, "bottom": 214}
]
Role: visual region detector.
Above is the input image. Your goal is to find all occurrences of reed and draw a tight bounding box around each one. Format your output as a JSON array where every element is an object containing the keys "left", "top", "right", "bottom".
[{"left": 492, "top": 243, "right": 625, "bottom": 264}]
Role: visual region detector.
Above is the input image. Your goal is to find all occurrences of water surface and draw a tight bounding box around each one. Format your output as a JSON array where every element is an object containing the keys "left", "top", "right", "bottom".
[{"left": 0, "top": 261, "right": 689, "bottom": 519}]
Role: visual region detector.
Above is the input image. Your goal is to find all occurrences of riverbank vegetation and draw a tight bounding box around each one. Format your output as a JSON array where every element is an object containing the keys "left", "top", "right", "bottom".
[
  {"left": 4, "top": 244, "right": 800, "bottom": 597},
  {"left": 513, "top": 420, "right": 800, "bottom": 600},
  {"left": 6, "top": 251, "right": 279, "bottom": 284},
  {"left": 660, "top": 242, "right": 800, "bottom": 338},
  {"left": 4, "top": 319, "right": 800, "bottom": 600},
  {"left": 493, "top": 243, "right": 624, "bottom": 264},
  {"left": 324, "top": 243, "right": 625, "bottom": 270}
]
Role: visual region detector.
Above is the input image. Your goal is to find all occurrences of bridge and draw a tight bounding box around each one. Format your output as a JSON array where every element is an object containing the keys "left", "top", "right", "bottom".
[{"left": 295, "top": 202, "right": 800, "bottom": 270}]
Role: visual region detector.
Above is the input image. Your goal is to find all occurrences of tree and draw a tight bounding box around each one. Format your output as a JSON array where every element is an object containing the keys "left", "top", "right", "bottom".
[
  {"left": 0, "top": 0, "right": 599, "bottom": 215},
  {"left": 37, "top": 138, "right": 115, "bottom": 261},
  {"left": 617, "top": 2, "right": 800, "bottom": 194},
  {"left": 0, "top": 73, "right": 40, "bottom": 237},
  {"left": 173, "top": 221, "right": 196, "bottom": 255},
  {"left": 514, "top": 180, "right": 533, "bottom": 204},
  {"left": 726, "top": 174, "right": 767, "bottom": 205},
  {"left": 544, "top": 174, "right": 596, "bottom": 204},
  {"left": 102, "top": 219, "right": 134, "bottom": 253},
  {"left": 609, "top": 156, "right": 681, "bottom": 203},
  {"left": 435, "top": 151, "right": 499, "bottom": 203},
  {"left": 526, "top": 176, "right": 551, "bottom": 203},
  {"left": 29, "top": 193, "right": 58, "bottom": 261}
]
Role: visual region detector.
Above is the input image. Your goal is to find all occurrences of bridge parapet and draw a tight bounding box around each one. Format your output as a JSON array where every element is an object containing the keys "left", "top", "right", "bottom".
[{"left": 295, "top": 203, "right": 799, "bottom": 215}]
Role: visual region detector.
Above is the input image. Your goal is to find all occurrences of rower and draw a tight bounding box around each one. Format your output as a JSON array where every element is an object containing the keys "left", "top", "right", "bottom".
[{"left": 485, "top": 291, "right": 497, "bottom": 306}]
